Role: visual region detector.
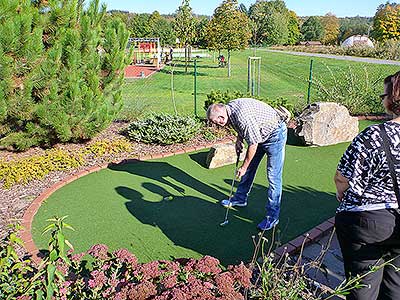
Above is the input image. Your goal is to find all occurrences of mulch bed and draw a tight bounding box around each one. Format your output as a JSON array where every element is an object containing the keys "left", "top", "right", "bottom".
[{"left": 0, "top": 121, "right": 234, "bottom": 239}]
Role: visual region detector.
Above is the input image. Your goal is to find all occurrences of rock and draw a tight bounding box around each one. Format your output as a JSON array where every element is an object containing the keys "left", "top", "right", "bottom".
[
  {"left": 295, "top": 102, "right": 358, "bottom": 146},
  {"left": 206, "top": 143, "right": 246, "bottom": 169}
]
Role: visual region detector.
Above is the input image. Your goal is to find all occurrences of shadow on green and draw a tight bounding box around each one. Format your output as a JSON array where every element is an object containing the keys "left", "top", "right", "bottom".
[{"left": 109, "top": 159, "right": 336, "bottom": 266}]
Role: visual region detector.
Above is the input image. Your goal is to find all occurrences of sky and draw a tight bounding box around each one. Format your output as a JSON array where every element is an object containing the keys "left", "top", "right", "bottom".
[{"left": 100, "top": 0, "right": 386, "bottom": 17}]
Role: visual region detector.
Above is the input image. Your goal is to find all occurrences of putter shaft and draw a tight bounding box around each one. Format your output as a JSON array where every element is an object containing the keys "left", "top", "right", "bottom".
[{"left": 220, "top": 153, "right": 240, "bottom": 226}]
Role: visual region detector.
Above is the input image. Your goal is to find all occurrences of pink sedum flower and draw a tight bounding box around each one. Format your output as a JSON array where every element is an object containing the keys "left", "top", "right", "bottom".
[{"left": 87, "top": 244, "right": 109, "bottom": 260}]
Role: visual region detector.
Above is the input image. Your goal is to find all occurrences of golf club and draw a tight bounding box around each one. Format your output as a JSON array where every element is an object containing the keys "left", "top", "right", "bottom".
[{"left": 220, "top": 151, "right": 241, "bottom": 227}]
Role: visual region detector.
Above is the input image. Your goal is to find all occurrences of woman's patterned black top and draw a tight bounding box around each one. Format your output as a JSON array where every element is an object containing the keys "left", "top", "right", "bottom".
[{"left": 337, "top": 121, "right": 400, "bottom": 212}]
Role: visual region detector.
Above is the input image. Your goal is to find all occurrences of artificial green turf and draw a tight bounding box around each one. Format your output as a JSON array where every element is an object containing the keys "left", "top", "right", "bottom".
[
  {"left": 121, "top": 49, "right": 399, "bottom": 117},
  {"left": 32, "top": 120, "right": 379, "bottom": 266}
]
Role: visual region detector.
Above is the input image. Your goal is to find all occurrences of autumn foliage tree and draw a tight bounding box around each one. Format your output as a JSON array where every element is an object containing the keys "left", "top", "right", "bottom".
[
  {"left": 207, "top": 0, "right": 251, "bottom": 77},
  {"left": 321, "top": 13, "right": 340, "bottom": 45},
  {"left": 372, "top": 2, "right": 400, "bottom": 41},
  {"left": 0, "top": 0, "right": 130, "bottom": 151}
]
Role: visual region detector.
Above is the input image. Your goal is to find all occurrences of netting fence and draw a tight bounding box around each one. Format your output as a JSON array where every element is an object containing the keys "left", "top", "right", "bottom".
[{"left": 120, "top": 48, "right": 400, "bottom": 120}]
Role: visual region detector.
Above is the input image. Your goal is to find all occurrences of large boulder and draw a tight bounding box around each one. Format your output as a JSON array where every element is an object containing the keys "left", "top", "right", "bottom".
[
  {"left": 295, "top": 102, "right": 358, "bottom": 146},
  {"left": 206, "top": 143, "right": 246, "bottom": 169}
]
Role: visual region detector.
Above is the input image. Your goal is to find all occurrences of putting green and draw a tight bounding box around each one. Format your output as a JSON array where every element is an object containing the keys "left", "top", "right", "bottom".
[{"left": 31, "top": 121, "right": 378, "bottom": 266}]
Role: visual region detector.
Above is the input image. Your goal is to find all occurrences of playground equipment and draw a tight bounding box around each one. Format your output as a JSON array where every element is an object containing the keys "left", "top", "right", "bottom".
[
  {"left": 128, "top": 38, "right": 161, "bottom": 69},
  {"left": 247, "top": 57, "right": 261, "bottom": 97}
]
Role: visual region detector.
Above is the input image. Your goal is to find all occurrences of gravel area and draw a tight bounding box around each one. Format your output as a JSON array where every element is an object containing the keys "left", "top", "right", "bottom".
[{"left": 0, "top": 121, "right": 234, "bottom": 239}]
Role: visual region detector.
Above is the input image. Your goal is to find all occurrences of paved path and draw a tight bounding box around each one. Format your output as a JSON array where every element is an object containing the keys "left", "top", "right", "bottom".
[
  {"left": 264, "top": 49, "right": 400, "bottom": 66},
  {"left": 300, "top": 230, "right": 346, "bottom": 299}
]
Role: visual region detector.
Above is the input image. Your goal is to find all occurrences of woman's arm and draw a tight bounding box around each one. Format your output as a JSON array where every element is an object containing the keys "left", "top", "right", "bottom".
[{"left": 334, "top": 170, "right": 349, "bottom": 202}]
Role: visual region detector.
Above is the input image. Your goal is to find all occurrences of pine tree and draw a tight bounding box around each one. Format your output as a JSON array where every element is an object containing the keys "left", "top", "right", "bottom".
[{"left": 0, "top": 0, "right": 130, "bottom": 151}]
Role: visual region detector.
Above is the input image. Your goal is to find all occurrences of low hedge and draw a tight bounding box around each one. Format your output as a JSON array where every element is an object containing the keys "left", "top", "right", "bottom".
[
  {"left": 0, "top": 139, "right": 132, "bottom": 189},
  {"left": 126, "top": 114, "right": 201, "bottom": 145}
]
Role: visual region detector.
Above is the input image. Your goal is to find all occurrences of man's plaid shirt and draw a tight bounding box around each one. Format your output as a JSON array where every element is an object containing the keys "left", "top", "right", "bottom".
[{"left": 226, "top": 98, "right": 281, "bottom": 145}]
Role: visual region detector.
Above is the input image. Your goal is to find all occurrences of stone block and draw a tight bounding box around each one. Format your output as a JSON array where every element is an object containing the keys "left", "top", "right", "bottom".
[
  {"left": 295, "top": 102, "right": 358, "bottom": 146},
  {"left": 205, "top": 143, "right": 245, "bottom": 169}
]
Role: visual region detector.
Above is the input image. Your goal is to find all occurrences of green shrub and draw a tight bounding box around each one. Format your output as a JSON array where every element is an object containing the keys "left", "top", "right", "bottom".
[
  {"left": 313, "top": 63, "right": 384, "bottom": 115},
  {"left": 0, "top": 224, "right": 40, "bottom": 298},
  {"left": 0, "top": 0, "right": 130, "bottom": 151},
  {"left": 126, "top": 114, "right": 201, "bottom": 144},
  {"left": 204, "top": 89, "right": 246, "bottom": 110},
  {"left": 204, "top": 89, "right": 295, "bottom": 115},
  {"left": 200, "top": 122, "right": 230, "bottom": 141}
]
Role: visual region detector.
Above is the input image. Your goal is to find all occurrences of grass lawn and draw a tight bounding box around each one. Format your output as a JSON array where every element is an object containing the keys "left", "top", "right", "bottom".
[
  {"left": 31, "top": 120, "right": 378, "bottom": 266},
  {"left": 121, "top": 49, "right": 399, "bottom": 118}
]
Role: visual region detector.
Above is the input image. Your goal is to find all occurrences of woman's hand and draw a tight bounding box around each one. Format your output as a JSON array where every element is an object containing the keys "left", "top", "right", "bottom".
[
  {"left": 334, "top": 170, "right": 349, "bottom": 202},
  {"left": 336, "top": 191, "right": 344, "bottom": 202}
]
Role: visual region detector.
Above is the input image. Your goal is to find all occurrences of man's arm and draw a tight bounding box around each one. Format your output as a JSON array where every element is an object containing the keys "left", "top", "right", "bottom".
[
  {"left": 237, "top": 143, "right": 257, "bottom": 178},
  {"left": 334, "top": 170, "right": 349, "bottom": 202}
]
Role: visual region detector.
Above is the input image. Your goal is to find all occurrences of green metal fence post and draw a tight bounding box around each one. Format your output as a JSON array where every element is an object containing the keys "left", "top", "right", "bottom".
[
  {"left": 194, "top": 59, "right": 197, "bottom": 117},
  {"left": 307, "top": 59, "right": 314, "bottom": 105}
]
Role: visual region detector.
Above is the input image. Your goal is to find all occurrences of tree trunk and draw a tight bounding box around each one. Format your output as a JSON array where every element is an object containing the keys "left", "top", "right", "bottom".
[
  {"left": 185, "top": 45, "right": 188, "bottom": 73},
  {"left": 228, "top": 49, "right": 231, "bottom": 77}
]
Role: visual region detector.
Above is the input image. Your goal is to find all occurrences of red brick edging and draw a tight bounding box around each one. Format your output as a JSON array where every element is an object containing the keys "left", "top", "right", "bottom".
[
  {"left": 273, "top": 217, "right": 335, "bottom": 258},
  {"left": 20, "top": 136, "right": 338, "bottom": 264},
  {"left": 20, "top": 139, "right": 234, "bottom": 264}
]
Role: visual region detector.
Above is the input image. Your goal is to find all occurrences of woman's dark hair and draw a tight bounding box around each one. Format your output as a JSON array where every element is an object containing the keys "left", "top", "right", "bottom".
[{"left": 384, "top": 71, "right": 400, "bottom": 115}]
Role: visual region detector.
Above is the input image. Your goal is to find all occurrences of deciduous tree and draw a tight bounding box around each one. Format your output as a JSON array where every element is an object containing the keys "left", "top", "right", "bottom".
[
  {"left": 248, "top": 0, "right": 297, "bottom": 46},
  {"left": 301, "top": 16, "right": 324, "bottom": 41},
  {"left": 339, "top": 17, "right": 372, "bottom": 42},
  {"left": 321, "top": 13, "right": 339, "bottom": 45},
  {"left": 173, "top": 0, "right": 196, "bottom": 72},
  {"left": 206, "top": 0, "right": 251, "bottom": 77},
  {"left": 372, "top": 2, "right": 400, "bottom": 41},
  {"left": 287, "top": 10, "right": 301, "bottom": 45}
]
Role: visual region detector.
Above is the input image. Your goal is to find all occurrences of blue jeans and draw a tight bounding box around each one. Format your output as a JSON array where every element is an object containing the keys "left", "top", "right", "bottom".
[{"left": 233, "top": 122, "right": 287, "bottom": 220}]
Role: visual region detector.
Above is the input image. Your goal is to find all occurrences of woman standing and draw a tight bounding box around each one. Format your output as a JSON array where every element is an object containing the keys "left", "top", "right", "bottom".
[{"left": 335, "top": 71, "right": 400, "bottom": 300}]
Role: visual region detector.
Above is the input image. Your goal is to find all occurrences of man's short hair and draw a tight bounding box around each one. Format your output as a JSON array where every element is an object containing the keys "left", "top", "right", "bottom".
[{"left": 206, "top": 103, "right": 225, "bottom": 120}]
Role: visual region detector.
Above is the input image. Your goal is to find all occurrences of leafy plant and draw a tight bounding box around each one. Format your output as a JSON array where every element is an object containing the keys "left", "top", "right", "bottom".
[
  {"left": 204, "top": 89, "right": 295, "bottom": 115},
  {"left": 0, "top": 224, "right": 39, "bottom": 298},
  {"left": 41, "top": 216, "right": 75, "bottom": 300},
  {"left": 271, "top": 40, "right": 400, "bottom": 61},
  {"left": 126, "top": 113, "right": 201, "bottom": 145},
  {"left": 1, "top": 219, "right": 395, "bottom": 299},
  {"left": 313, "top": 63, "right": 385, "bottom": 115},
  {"left": 201, "top": 122, "right": 230, "bottom": 141}
]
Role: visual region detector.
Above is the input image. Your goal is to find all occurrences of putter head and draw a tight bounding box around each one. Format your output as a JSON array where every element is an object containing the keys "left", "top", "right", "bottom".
[{"left": 220, "top": 220, "right": 229, "bottom": 227}]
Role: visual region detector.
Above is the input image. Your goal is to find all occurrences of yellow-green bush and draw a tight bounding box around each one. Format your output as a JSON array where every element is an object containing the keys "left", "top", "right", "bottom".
[
  {"left": 0, "top": 149, "right": 84, "bottom": 189},
  {"left": 84, "top": 139, "right": 133, "bottom": 157},
  {"left": 0, "top": 139, "right": 133, "bottom": 189}
]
